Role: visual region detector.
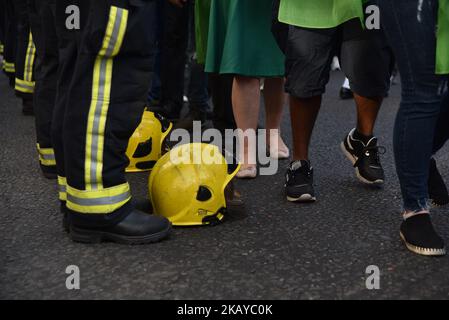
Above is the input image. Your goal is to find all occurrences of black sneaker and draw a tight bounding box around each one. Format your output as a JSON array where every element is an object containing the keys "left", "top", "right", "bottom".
[
  {"left": 341, "top": 129, "right": 385, "bottom": 185},
  {"left": 285, "top": 160, "right": 316, "bottom": 202},
  {"left": 339, "top": 87, "right": 353, "bottom": 100},
  {"left": 400, "top": 213, "right": 446, "bottom": 256},
  {"left": 429, "top": 158, "right": 449, "bottom": 206}
]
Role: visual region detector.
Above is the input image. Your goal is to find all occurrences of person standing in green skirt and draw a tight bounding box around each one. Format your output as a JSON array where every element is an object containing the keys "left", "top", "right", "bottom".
[{"left": 205, "top": 0, "right": 290, "bottom": 179}]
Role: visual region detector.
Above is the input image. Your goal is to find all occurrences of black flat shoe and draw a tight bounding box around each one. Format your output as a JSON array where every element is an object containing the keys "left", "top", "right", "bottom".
[
  {"left": 68, "top": 209, "right": 171, "bottom": 245},
  {"left": 429, "top": 158, "right": 449, "bottom": 206},
  {"left": 400, "top": 214, "right": 446, "bottom": 256}
]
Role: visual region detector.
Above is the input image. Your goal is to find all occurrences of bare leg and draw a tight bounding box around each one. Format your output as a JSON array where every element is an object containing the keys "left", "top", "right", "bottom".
[
  {"left": 263, "top": 77, "right": 289, "bottom": 158},
  {"left": 232, "top": 76, "right": 260, "bottom": 172},
  {"left": 354, "top": 94, "right": 383, "bottom": 136},
  {"left": 290, "top": 95, "right": 322, "bottom": 161}
]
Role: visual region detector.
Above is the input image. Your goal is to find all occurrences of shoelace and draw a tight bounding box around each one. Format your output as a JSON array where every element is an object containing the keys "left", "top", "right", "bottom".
[
  {"left": 286, "top": 166, "right": 312, "bottom": 184},
  {"left": 354, "top": 145, "right": 386, "bottom": 167}
]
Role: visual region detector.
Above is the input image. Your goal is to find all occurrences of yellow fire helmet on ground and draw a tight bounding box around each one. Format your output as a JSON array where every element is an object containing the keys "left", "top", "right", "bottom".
[
  {"left": 126, "top": 110, "right": 172, "bottom": 172},
  {"left": 149, "top": 143, "right": 240, "bottom": 226}
]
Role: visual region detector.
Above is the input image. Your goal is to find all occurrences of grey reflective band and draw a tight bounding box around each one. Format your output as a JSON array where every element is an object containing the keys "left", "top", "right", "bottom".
[
  {"left": 89, "top": 8, "right": 125, "bottom": 190},
  {"left": 16, "top": 82, "right": 34, "bottom": 91},
  {"left": 39, "top": 153, "right": 55, "bottom": 161},
  {"left": 58, "top": 185, "right": 66, "bottom": 193},
  {"left": 67, "top": 190, "right": 131, "bottom": 207}
]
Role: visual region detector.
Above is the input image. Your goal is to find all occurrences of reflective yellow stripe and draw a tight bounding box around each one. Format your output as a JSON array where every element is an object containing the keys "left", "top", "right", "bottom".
[
  {"left": 37, "top": 144, "right": 56, "bottom": 166},
  {"left": 66, "top": 183, "right": 131, "bottom": 214},
  {"left": 85, "top": 6, "right": 128, "bottom": 191},
  {"left": 15, "top": 78, "right": 35, "bottom": 93},
  {"left": 24, "top": 32, "right": 36, "bottom": 82},
  {"left": 58, "top": 176, "right": 67, "bottom": 201},
  {"left": 3, "top": 61, "right": 15, "bottom": 73}
]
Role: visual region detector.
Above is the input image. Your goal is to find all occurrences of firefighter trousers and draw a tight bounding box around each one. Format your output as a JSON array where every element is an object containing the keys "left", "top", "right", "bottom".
[
  {"left": 14, "top": 0, "right": 36, "bottom": 97},
  {"left": 28, "top": 0, "right": 58, "bottom": 170},
  {"left": 2, "top": 0, "right": 17, "bottom": 85},
  {"left": 54, "top": 0, "right": 156, "bottom": 226}
]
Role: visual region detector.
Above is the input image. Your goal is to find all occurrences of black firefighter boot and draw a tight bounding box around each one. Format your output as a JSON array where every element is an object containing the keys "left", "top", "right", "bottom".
[{"left": 67, "top": 207, "right": 172, "bottom": 245}]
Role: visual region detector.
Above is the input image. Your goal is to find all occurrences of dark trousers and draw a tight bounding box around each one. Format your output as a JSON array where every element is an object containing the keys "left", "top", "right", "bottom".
[
  {"left": 13, "top": 0, "right": 35, "bottom": 98},
  {"left": 2, "top": 0, "right": 17, "bottom": 85},
  {"left": 159, "top": 0, "right": 209, "bottom": 115},
  {"left": 159, "top": 0, "right": 189, "bottom": 112},
  {"left": 0, "top": 0, "right": 5, "bottom": 53},
  {"left": 28, "top": 0, "right": 58, "bottom": 169},
  {"left": 209, "top": 73, "right": 235, "bottom": 132},
  {"left": 53, "top": 0, "right": 156, "bottom": 226}
]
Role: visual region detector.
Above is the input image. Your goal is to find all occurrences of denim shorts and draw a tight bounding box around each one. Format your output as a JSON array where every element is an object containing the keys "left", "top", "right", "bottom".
[{"left": 273, "top": 16, "right": 394, "bottom": 98}]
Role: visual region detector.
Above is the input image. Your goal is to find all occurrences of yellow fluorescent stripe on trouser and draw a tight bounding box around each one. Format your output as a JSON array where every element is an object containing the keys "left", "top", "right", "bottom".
[
  {"left": 58, "top": 176, "right": 67, "bottom": 201},
  {"left": 23, "top": 32, "right": 36, "bottom": 83},
  {"left": 37, "top": 143, "right": 56, "bottom": 166},
  {"left": 15, "top": 78, "right": 35, "bottom": 93},
  {"left": 66, "top": 183, "right": 131, "bottom": 214},
  {"left": 3, "top": 61, "right": 15, "bottom": 73},
  {"left": 85, "top": 6, "right": 128, "bottom": 191}
]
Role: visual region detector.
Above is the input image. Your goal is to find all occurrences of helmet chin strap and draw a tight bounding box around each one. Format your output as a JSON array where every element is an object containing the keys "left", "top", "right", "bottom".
[{"left": 202, "top": 207, "right": 227, "bottom": 226}]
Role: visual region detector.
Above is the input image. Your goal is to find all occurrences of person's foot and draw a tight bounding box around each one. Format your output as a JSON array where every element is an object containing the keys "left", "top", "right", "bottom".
[
  {"left": 68, "top": 209, "right": 172, "bottom": 244},
  {"left": 267, "top": 133, "right": 290, "bottom": 159},
  {"left": 285, "top": 160, "right": 316, "bottom": 202},
  {"left": 339, "top": 87, "right": 354, "bottom": 100},
  {"left": 341, "top": 128, "right": 385, "bottom": 185},
  {"left": 400, "top": 213, "right": 446, "bottom": 256},
  {"left": 22, "top": 98, "right": 34, "bottom": 116},
  {"left": 428, "top": 158, "right": 449, "bottom": 206},
  {"left": 236, "top": 165, "right": 257, "bottom": 179}
]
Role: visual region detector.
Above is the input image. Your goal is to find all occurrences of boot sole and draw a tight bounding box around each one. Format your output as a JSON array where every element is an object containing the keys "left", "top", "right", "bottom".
[
  {"left": 340, "top": 142, "right": 384, "bottom": 186},
  {"left": 69, "top": 224, "right": 172, "bottom": 245},
  {"left": 399, "top": 232, "right": 446, "bottom": 256}
]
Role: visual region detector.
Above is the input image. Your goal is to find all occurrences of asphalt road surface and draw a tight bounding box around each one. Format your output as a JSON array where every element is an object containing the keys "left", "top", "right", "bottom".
[{"left": 1, "top": 69, "right": 449, "bottom": 300}]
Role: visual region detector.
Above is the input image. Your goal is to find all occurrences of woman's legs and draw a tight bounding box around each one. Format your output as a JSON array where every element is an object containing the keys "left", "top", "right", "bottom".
[
  {"left": 263, "top": 77, "right": 289, "bottom": 158},
  {"left": 433, "top": 90, "right": 449, "bottom": 154},
  {"left": 379, "top": 0, "right": 446, "bottom": 255},
  {"left": 380, "top": 0, "right": 444, "bottom": 212},
  {"left": 232, "top": 75, "right": 260, "bottom": 176}
]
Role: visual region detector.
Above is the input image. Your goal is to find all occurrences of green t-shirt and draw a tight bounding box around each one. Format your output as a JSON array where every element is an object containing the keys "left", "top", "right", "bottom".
[
  {"left": 278, "top": 0, "right": 364, "bottom": 29},
  {"left": 436, "top": 0, "right": 449, "bottom": 74}
]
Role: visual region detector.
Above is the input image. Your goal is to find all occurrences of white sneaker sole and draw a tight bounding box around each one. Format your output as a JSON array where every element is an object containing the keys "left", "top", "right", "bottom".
[{"left": 287, "top": 194, "right": 316, "bottom": 203}]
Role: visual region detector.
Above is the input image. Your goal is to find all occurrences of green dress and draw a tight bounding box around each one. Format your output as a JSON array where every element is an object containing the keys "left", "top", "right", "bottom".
[
  {"left": 204, "top": 0, "right": 285, "bottom": 77},
  {"left": 195, "top": 0, "right": 211, "bottom": 65},
  {"left": 436, "top": 0, "right": 449, "bottom": 74}
]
